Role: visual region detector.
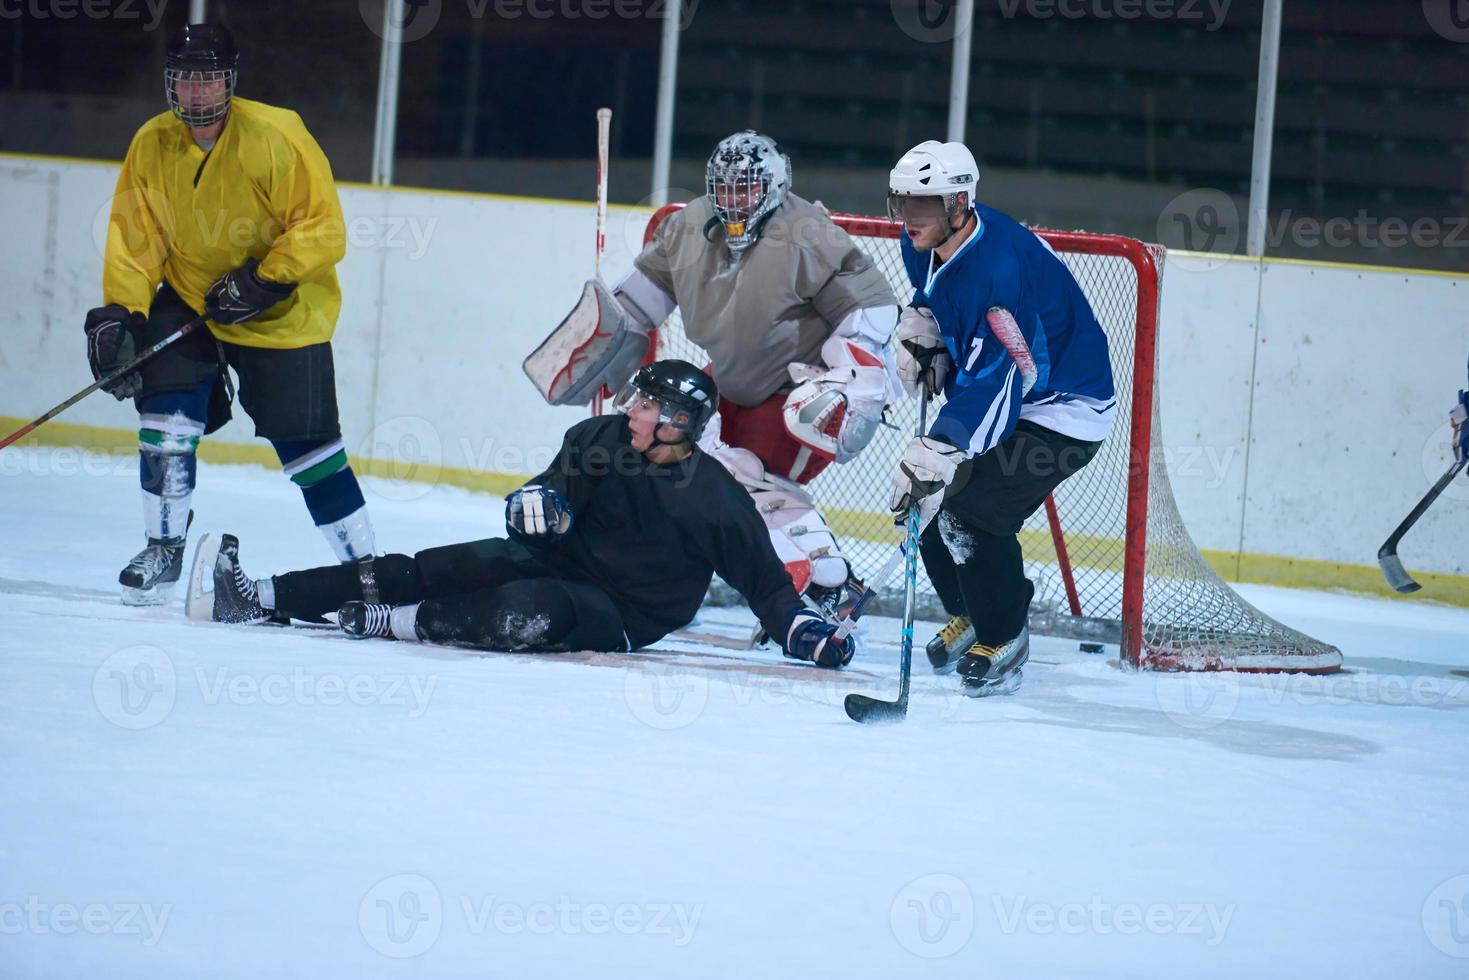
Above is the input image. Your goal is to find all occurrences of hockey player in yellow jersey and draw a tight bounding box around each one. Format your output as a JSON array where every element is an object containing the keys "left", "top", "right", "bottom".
[{"left": 84, "top": 22, "right": 376, "bottom": 605}]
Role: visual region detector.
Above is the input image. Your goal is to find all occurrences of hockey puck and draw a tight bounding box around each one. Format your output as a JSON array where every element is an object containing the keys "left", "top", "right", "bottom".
[{"left": 1079, "top": 642, "right": 1104, "bottom": 654}]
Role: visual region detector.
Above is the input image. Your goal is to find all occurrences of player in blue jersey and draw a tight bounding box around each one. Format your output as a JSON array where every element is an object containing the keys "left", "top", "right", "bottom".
[{"left": 883, "top": 140, "right": 1115, "bottom": 697}]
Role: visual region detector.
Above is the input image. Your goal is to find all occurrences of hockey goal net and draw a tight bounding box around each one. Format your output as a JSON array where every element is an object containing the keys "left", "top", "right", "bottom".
[{"left": 643, "top": 205, "right": 1341, "bottom": 674}]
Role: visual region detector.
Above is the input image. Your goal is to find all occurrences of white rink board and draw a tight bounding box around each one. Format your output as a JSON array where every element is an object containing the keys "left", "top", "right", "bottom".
[{"left": 0, "top": 154, "right": 1465, "bottom": 578}]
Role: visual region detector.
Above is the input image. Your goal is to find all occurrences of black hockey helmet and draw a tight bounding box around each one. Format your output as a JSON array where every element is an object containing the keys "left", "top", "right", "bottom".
[
  {"left": 165, "top": 23, "right": 239, "bottom": 127},
  {"left": 613, "top": 359, "right": 719, "bottom": 443}
]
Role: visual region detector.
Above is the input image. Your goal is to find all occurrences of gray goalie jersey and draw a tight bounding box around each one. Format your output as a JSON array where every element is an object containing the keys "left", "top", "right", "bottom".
[{"left": 631, "top": 194, "right": 896, "bottom": 406}]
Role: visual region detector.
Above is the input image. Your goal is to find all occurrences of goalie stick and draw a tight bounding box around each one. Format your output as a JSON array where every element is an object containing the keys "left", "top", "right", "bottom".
[
  {"left": 0, "top": 314, "right": 207, "bottom": 451},
  {"left": 590, "top": 106, "right": 613, "bottom": 416},
  {"left": 1377, "top": 457, "right": 1467, "bottom": 593},
  {"left": 844, "top": 392, "right": 930, "bottom": 724}
]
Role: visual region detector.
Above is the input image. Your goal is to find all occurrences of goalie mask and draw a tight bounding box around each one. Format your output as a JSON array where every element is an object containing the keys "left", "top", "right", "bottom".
[
  {"left": 613, "top": 359, "right": 719, "bottom": 445},
  {"left": 165, "top": 23, "right": 239, "bottom": 127},
  {"left": 706, "top": 131, "right": 791, "bottom": 253}
]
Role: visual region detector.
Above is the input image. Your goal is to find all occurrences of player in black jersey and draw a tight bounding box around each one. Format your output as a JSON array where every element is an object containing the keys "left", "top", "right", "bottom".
[{"left": 186, "top": 361, "right": 859, "bottom": 667}]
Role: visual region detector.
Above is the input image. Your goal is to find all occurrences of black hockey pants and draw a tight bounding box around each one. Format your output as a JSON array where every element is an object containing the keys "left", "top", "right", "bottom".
[
  {"left": 920, "top": 421, "right": 1102, "bottom": 646},
  {"left": 272, "top": 538, "right": 628, "bottom": 652}
]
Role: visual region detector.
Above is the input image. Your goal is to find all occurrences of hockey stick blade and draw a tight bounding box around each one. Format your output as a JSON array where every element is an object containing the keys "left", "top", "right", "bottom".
[
  {"left": 1375, "top": 457, "right": 1465, "bottom": 594},
  {"left": 1376, "top": 549, "right": 1421, "bottom": 594},
  {"left": 843, "top": 692, "right": 907, "bottom": 724}
]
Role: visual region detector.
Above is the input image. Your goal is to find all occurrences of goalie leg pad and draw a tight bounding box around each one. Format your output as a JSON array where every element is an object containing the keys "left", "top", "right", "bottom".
[
  {"left": 750, "top": 487, "right": 850, "bottom": 590},
  {"left": 522, "top": 279, "right": 650, "bottom": 406},
  {"left": 706, "top": 431, "right": 850, "bottom": 590}
]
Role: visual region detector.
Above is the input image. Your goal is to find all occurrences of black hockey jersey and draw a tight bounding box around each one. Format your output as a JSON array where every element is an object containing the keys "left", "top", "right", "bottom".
[{"left": 514, "top": 415, "right": 802, "bottom": 648}]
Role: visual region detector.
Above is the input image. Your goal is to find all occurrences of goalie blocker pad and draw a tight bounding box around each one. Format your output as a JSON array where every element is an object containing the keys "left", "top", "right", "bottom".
[{"left": 523, "top": 279, "right": 650, "bottom": 406}]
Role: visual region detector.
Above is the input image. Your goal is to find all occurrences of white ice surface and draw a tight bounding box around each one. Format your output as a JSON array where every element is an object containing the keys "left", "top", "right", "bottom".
[{"left": 2, "top": 448, "right": 1468, "bottom": 979}]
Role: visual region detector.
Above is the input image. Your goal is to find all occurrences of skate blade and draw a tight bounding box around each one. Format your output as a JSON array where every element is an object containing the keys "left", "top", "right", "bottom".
[
  {"left": 184, "top": 532, "right": 220, "bottom": 622},
  {"left": 931, "top": 654, "right": 962, "bottom": 676},
  {"left": 121, "top": 584, "right": 174, "bottom": 607},
  {"left": 961, "top": 667, "right": 1024, "bottom": 699}
]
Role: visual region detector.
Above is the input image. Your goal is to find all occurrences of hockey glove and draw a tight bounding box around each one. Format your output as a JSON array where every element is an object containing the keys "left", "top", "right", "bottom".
[
  {"left": 83, "top": 304, "right": 145, "bottom": 400},
  {"left": 506, "top": 485, "right": 573, "bottom": 540},
  {"left": 895, "top": 306, "right": 950, "bottom": 399},
  {"left": 1452, "top": 389, "right": 1468, "bottom": 465},
  {"left": 204, "top": 257, "right": 297, "bottom": 325},
  {"left": 783, "top": 609, "right": 858, "bottom": 668},
  {"left": 889, "top": 435, "right": 964, "bottom": 531}
]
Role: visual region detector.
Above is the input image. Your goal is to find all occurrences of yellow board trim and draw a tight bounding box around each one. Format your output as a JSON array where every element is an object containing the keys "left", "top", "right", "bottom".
[{"left": 4, "top": 418, "right": 1466, "bottom": 608}]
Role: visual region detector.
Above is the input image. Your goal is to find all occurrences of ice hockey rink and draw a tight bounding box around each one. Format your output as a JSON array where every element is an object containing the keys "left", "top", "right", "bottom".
[{"left": 3, "top": 452, "right": 1466, "bottom": 979}]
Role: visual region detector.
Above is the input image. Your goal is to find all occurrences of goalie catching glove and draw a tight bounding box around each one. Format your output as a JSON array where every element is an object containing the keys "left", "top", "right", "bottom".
[
  {"left": 889, "top": 436, "right": 964, "bottom": 531},
  {"left": 783, "top": 608, "right": 858, "bottom": 668},
  {"left": 894, "top": 305, "right": 950, "bottom": 398},
  {"left": 782, "top": 334, "right": 892, "bottom": 463},
  {"left": 505, "top": 485, "right": 573, "bottom": 540}
]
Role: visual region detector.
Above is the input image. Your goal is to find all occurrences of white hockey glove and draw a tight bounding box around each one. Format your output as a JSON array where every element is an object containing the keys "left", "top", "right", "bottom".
[
  {"left": 506, "top": 485, "right": 573, "bottom": 539},
  {"left": 895, "top": 306, "right": 950, "bottom": 398},
  {"left": 1452, "top": 389, "right": 1468, "bottom": 465},
  {"left": 784, "top": 336, "right": 892, "bottom": 463},
  {"left": 888, "top": 436, "right": 964, "bottom": 531}
]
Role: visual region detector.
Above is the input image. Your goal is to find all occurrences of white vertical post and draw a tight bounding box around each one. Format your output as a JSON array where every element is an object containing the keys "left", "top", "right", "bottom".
[
  {"left": 650, "top": 0, "right": 682, "bottom": 206},
  {"left": 189, "top": 0, "right": 207, "bottom": 21},
  {"left": 372, "top": 0, "right": 406, "bottom": 186},
  {"left": 1246, "top": 0, "right": 1283, "bottom": 257},
  {"left": 946, "top": 0, "right": 974, "bottom": 143}
]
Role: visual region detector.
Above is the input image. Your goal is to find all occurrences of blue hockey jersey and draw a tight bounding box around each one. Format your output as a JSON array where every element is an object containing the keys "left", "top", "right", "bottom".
[{"left": 900, "top": 204, "right": 1116, "bottom": 455}]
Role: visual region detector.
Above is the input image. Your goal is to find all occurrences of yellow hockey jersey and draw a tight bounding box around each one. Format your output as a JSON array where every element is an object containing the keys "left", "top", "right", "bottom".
[{"left": 102, "top": 97, "right": 346, "bottom": 349}]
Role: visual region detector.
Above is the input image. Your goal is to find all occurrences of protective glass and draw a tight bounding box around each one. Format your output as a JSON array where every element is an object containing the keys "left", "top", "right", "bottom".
[
  {"left": 887, "top": 193, "right": 951, "bottom": 225},
  {"left": 612, "top": 383, "right": 695, "bottom": 436}
]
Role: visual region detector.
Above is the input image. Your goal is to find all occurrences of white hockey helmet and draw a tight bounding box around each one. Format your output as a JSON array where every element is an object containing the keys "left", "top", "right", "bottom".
[
  {"left": 705, "top": 130, "right": 791, "bottom": 253},
  {"left": 887, "top": 140, "right": 979, "bottom": 228}
]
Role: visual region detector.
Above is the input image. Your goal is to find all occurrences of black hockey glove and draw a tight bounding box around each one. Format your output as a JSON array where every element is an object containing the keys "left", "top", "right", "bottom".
[
  {"left": 783, "top": 609, "right": 858, "bottom": 669},
  {"left": 204, "top": 257, "right": 297, "bottom": 325},
  {"left": 83, "top": 304, "right": 146, "bottom": 400},
  {"left": 506, "top": 485, "right": 573, "bottom": 540}
]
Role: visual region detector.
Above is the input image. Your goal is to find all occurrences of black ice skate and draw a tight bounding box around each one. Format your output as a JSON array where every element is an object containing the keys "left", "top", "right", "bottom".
[
  {"left": 119, "top": 511, "right": 193, "bottom": 606},
  {"left": 336, "top": 601, "right": 396, "bottom": 640},
  {"left": 955, "top": 626, "right": 1030, "bottom": 698},
  {"left": 184, "top": 532, "right": 270, "bottom": 625},
  {"left": 926, "top": 615, "right": 975, "bottom": 674}
]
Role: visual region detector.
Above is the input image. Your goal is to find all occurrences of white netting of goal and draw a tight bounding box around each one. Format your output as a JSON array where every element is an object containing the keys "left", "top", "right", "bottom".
[{"left": 642, "top": 206, "right": 1341, "bottom": 674}]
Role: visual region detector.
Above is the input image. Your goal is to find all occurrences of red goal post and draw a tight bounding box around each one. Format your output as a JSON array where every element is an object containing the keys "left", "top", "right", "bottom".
[{"left": 642, "top": 204, "right": 1341, "bottom": 675}]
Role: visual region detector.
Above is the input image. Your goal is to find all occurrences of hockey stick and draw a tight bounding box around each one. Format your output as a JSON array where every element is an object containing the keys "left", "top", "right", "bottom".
[
  {"left": 590, "top": 106, "right": 613, "bottom": 416},
  {"left": 0, "top": 314, "right": 208, "bottom": 452},
  {"left": 1377, "top": 457, "right": 1467, "bottom": 593},
  {"left": 844, "top": 393, "right": 930, "bottom": 724}
]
